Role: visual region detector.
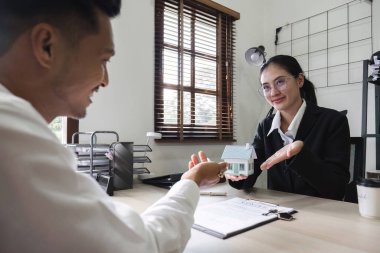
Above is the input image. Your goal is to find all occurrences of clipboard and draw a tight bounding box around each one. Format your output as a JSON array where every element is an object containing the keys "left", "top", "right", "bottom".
[{"left": 193, "top": 197, "right": 297, "bottom": 239}]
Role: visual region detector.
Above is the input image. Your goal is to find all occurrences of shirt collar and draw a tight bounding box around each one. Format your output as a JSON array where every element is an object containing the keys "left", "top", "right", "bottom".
[
  {"left": 267, "top": 110, "right": 281, "bottom": 136},
  {"left": 267, "top": 99, "right": 307, "bottom": 138}
]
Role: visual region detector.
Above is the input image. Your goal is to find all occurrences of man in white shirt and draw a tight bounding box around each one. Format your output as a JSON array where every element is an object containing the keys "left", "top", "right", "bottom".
[{"left": 0, "top": 1, "right": 226, "bottom": 252}]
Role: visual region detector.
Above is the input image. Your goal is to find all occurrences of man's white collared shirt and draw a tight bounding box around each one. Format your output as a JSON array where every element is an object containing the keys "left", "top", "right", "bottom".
[{"left": 0, "top": 83, "right": 199, "bottom": 253}]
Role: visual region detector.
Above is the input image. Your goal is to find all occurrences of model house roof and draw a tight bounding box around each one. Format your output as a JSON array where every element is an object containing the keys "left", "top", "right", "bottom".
[{"left": 221, "top": 144, "right": 257, "bottom": 160}]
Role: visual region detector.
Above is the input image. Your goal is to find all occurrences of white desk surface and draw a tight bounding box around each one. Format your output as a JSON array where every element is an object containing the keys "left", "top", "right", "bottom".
[{"left": 113, "top": 180, "right": 380, "bottom": 253}]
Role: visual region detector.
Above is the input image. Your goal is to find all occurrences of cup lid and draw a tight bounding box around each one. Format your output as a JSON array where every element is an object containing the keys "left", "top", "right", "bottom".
[{"left": 357, "top": 178, "right": 380, "bottom": 188}]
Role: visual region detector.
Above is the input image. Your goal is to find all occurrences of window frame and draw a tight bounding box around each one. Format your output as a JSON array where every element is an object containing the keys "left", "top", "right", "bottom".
[
  {"left": 48, "top": 117, "right": 78, "bottom": 144},
  {"left": 154, "top": 0, "right": 239, "bottom": 142},
  {"left": 66, "top": 118, "right": 79, "bottom": 144}
]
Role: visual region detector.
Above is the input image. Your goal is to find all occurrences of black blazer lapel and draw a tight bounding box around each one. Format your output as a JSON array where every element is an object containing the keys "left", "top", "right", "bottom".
[{"left": 295, "top": 102, "right": 321, "bottom": 141}]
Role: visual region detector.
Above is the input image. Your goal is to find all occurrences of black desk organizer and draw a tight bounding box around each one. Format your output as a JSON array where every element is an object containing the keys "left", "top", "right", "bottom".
[{"left": 66, "top": 131, "right": 153, "bottom": 195}]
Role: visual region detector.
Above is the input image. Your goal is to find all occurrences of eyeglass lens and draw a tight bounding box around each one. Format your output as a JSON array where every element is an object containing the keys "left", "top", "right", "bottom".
[{"left": 259, "top": 77, "right": 289, "bottom": 96}]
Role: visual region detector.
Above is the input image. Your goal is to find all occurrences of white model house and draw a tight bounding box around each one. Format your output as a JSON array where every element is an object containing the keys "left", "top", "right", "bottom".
[{"left": 221, "top": 143, "right": 257, "bottom": 176}]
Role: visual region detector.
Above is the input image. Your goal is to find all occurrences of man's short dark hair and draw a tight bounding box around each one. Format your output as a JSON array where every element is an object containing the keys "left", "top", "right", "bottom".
[{"left": 0, "top": 0, "right": 121, "bottom": 56}]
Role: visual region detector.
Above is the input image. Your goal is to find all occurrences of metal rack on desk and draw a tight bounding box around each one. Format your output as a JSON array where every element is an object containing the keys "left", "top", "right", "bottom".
[
  {"left": 132, "top": 132, "right": 162, "bottom": 175},
  {"left": 133, "top": 145, "right": 152, "bottom": 174},
  {"left": 65, "top": 131, "right": 156, "bottom": 194},
  {"left": 66, "top": 131, "right": 119, "bottom": 195}
]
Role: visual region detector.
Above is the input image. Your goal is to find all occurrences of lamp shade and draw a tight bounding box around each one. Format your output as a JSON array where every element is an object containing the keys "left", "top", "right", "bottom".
[
  {"left": 146, "top": 132, "right": 162, "bottom": 139},
  {"left": 245, "top": 46, "right": 266, "bottom": 66}
]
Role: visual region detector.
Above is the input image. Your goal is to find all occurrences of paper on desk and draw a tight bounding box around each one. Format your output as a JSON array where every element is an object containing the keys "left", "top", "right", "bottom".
[{"left": 193, "top": 197, "right": 295, "bottom": 239}]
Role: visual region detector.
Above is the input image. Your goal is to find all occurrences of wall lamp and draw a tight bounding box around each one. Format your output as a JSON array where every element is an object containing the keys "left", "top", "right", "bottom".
[{"left": 245, "top": 45, "right": 267, "bottom": 67}]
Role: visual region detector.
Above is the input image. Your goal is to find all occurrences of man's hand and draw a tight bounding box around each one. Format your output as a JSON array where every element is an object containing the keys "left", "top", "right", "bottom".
[
  {"left": 182, "top": 151, "right": 227, "bottom": 188},
  {"left": 260, "top": 140, "right": 304, "bottom": 170}
]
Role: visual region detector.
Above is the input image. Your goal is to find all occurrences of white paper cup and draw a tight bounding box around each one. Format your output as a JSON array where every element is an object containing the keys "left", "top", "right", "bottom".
[{"left": 357, "top": 178, "right": 380, "bottom": 219}]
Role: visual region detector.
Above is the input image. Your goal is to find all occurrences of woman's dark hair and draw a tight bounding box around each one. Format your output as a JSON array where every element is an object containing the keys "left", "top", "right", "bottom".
[
  {"left": 260, "top": 55, "right": 317, "bottom": 116},
  {"left": 0, "top": 0, "right": 121, "bottom": 56}
]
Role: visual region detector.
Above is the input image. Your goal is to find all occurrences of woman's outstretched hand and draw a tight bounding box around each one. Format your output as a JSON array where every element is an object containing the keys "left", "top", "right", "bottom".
[{"left": 260, "top": 140, "right": 304, "bottom": 170}]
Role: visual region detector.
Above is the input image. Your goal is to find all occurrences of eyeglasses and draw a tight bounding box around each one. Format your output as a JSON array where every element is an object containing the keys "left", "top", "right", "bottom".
[{"left": 258, "top": 76, "right": 293, "bottom": 97}]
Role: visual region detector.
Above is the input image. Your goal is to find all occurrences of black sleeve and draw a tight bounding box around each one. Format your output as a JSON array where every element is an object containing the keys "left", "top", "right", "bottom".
[{"left": 288, "top": 114, "right": 350, "bottom": 200}]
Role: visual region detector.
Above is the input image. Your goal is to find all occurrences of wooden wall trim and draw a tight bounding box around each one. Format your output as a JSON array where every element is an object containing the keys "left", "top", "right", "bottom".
[
  {"left": 66, "top": 118, "right": 79, "bottom": 144},
  {"left": 195, "top": 0, "right": 240, "bottom": 20}
]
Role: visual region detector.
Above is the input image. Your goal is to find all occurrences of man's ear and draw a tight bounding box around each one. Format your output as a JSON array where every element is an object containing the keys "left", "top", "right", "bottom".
[{"left": 30, "top": 23, "right": 57, "bottom": 68}]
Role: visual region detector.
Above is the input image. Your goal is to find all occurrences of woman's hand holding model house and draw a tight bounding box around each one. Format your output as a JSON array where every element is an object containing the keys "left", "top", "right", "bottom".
[{"left": 226, "top": 140, "right": 304, "bottom": 182}]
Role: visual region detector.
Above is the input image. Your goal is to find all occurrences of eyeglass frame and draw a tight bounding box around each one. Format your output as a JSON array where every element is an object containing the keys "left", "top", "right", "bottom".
[{"left": 258, "top": 75, "right": 298, "bottom": 97}]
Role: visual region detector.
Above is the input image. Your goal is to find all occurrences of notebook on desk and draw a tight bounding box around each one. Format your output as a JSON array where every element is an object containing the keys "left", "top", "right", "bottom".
[{"left": 141, "top": 173, "right": 183, "bottom": 189}]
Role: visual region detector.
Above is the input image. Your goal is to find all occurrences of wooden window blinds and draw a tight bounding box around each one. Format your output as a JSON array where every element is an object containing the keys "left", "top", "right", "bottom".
[{"left": 154, "top": 0, "right": 239, "bottom": 141}]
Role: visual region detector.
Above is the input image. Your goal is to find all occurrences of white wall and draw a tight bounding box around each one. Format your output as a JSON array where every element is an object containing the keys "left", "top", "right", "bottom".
[
  {"left": 80, "top": 0, "right": 379, "bottom": 184},
  {"left": 261, "top": 0, "right": 380, "bottom": 172}
]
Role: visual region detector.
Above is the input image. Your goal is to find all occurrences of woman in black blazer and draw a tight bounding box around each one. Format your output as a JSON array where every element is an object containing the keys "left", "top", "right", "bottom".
[{"left": 227, "top": 55, "right": 350, "bottom": 200}]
